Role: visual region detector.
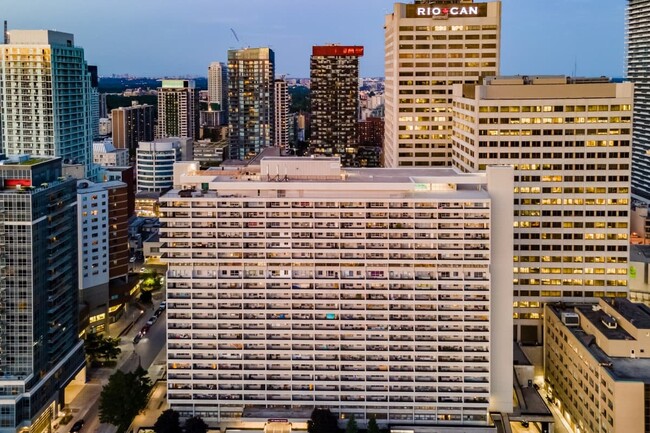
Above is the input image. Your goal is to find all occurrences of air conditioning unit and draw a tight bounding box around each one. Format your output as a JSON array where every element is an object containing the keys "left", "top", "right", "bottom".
[{"left": 561, "top": 312, "right": 580, "bottom": 327}]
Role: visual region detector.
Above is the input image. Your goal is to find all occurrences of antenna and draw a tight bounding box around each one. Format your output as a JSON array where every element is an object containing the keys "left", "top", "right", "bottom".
[{"left": 230, "top": 28, "right": 240, "bottom": 43}]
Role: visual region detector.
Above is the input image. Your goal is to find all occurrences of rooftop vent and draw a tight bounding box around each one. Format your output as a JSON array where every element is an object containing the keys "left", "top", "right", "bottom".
[
  {"left": 561, "top": 312, "right": 580, "bottom": 327},
  {"left": 601, "top": 315, "right": 618, "bottom": 330}
]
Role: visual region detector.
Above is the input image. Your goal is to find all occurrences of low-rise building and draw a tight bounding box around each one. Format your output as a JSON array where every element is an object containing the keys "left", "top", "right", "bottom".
[
  {"left": 545, "top": 298, "right": 650, "bottom": 433},
  {"left": 94, "top": 138, "right": 130, "bottom": 167}
]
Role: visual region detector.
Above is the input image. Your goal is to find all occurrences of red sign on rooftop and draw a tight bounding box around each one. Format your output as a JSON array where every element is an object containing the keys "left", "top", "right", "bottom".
[{"left": 312, "top": 46, "right": 364, "bottom": 57}]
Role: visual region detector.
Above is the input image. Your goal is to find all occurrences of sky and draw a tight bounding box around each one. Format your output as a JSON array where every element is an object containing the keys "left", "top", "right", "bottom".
[{"left": 1, "top": 0, "right": 625, "bottom": 79}]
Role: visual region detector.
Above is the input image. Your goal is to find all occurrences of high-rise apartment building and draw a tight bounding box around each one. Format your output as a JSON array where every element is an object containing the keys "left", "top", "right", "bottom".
[
  {"left": 136, "top": 138, "right": 182, "bottom": 192},
  {"left": 627, "top": 0, "right": 650, "bottom": 201},
  {"left": 88, "top": 65, "right": 100, "bottom": 140},
  {"left": 157, "top": 79, "right": 198, "bottom": 140},
  {"left": 208, "top": 62, "right": 228, "bottom": 111},
  {"left": 161, "top": 157, "right": 514, "bottom": 426},
  {"left": 452, "top": 75, "right": 633, "bottom": 342},
  {"left": 274, "top": 78, "right": 290, "bottom": 152},
  {"left": 0, "top": 156, "right": 84, "bottom": 433},
  {"left": 93, "top": 138, "right": 129, "bottom": 167},
  {"left": 112, "top": 102, "right": 155, "bottom": 154},
  {"left": 228, "top": 48, "right": 275, "bottom": 160},
  {"left": 310, "top": 45, "right": 364, "bottom": 166},
  {"left": 0, "top": 30, "right": 95, "bottom": 178},
  {"left": 384, "top": 1, "right": 501, "bottom": 168}
]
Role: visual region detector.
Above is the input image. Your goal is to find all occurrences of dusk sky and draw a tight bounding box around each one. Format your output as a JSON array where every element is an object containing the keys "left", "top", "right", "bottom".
[{"left": 2, "top": 0, "right": 624, "bottom": 79}]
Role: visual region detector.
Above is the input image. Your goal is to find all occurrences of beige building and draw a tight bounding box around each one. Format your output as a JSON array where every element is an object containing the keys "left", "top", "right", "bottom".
[
  {"left": 545, "top": 298, "right": 650, "bottom": 433},
  {"left": 384, "top": 1, "right": 501, "bottom": 168},
  {"left": 161, "top": 157, "right": 514, "bottom": 427},
  {"left": 451, "top": 76, "right": 633, "bottom": 342}
]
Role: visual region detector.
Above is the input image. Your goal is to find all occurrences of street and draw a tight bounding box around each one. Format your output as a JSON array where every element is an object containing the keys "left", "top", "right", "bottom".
[{"left": 56, "top": 300, "right": 167, "bottom": 433}]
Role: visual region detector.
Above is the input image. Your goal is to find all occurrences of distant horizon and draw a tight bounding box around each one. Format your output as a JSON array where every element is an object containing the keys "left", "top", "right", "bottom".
[{"left": 3, "top": 0, "right": 625, "bottom": 78}]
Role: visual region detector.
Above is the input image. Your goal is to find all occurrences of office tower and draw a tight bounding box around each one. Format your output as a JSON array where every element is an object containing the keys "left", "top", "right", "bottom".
[
  {"left": 228, "top": 47, "right": 275, "bottom": 160},
  {"left": 628, "top": 0, "right": 650, "bottom": 201},
  {"left": 0, "top": 156, "right": 84, "bottom": 432},
  {"left": 136, "top": 138, "right": 181, "bottom": 192},
  {"left": 545, "top": 298, "right": 650, "bottom": 433},
  {"left": 88, "top": 65, "right": 100, "bottom": 140},
  {"left": 384, "top": 1, "right": 501, "bottom": 168},
  {"left": 274, "top": 78, "right": 290, "bottom": 151},
  {"left": 452, "top": 75, "right": 633, "bottom": 342},
  {"left": 208, "top": 62, "right": 228, "bottom": 111},
  {"left": 0, "top": 30, "right": 95, "bottom": 177},
  {"left": 310, "top": 45, "right": 364, "bottom": 166},
  {"left": 111, "top": 102, "right": 155, "bottom": 154},
  {"left": 157, "top": 80, "right": 199, "bottom": 140},
  {"left": 93, "top": 138, "right": 129, "bottom": 167},
  {"left": 161, "top": 157, "right": 514, "bottom": 426}
]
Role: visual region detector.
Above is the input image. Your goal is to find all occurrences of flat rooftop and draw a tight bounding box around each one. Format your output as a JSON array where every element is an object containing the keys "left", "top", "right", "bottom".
[
  {"left": 630, "top": 244, "right": 650, "bottom": 263},
  {"left": 548, "top": 304, "right": 650, "bottom": 383}
]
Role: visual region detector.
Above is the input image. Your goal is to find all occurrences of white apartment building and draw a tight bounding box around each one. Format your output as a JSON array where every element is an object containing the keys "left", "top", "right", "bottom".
[
  {"left": 384, "top": 1, "right": 501, "bottom": 168},
  {"left": 137, "top": 139, "right": 181, "bottom": 192},
  {"left": 160, "top": 157, "right": 514, "bottom": 428},
  {"left": 451, "top": 76, "right": 633, "bottom": 342},
  {"left": 93, "top": 138, "right": 129, "bottom": 167},
  {"left": 208, "top": 62, "right": 228, "bottom": 111},
  {"left": 274, "top": 78, "right": 290, "bottom": 151},
  {"left": 157, "top": 80, "right": 198, "bottom": 140},
  {"left": 77, "top": 180, "right": 110, "bottom": 291}
]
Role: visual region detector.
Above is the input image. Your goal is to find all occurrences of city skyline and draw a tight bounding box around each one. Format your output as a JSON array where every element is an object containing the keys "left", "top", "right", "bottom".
[{"left": 2, "top": 0, "right": 624, "bottom": 78}]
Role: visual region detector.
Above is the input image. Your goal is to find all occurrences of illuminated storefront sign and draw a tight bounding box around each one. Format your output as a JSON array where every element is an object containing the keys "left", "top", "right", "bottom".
[{"left": 405, "top": 4, "right": 488, "bottom": 18}]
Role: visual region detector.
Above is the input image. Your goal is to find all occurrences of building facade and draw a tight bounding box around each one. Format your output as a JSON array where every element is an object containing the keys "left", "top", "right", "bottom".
[
  {"left": 228, "top": 48, "right": 275, "bottom": 160},
  {"left": 93, "top": 138, "right": 129, "bottom": 167},
  {"left": 628, "top": 0, "right": 650, "bottom": 202},
  {"left": 451, "top": 75, "right": 633, "bottom": 342},
  {"left": 208, "top": 62, "right": 228, "bottom": 112},
  {"left": 545, "top": 298, "right": 650, "bottom": 433},
  {"left": 136, "top": 139, "right": 181, "bottom": 192},
  {"left": 384, "top": 1, "right": 501, "bottom": 168},
  {"left": 0, "top": 30, "right": 95, "bottom": 178},
  {"left": 160, "top": 157, "right": 514, "bottom": 427},
  {"left": 157, "top": 80, "right": 198, "bottom": 140},
  {"left": 0, "top": 156, "right": 84, "bottom": 433},
  {"left": 111, "top": 103, "right": 155, "bottom": 154},
  {"left": 274, "top": 78, "right": 290, "bottom": 152},
  {"left": 310, "top": 45, "right": 363, "bottom": 166}
]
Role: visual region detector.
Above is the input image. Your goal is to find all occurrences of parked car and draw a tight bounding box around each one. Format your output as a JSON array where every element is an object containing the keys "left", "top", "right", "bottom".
[
  {"left": 70, "top": 420, "right": 85, "bottom": 433},
  {"left": 141, "top": 325, "right": 150, "bottom": 335},
  {"left": 133, "top": 333, "right": 142, "bottom": 344},
  {"left": 520, "top": 421, "right": 530, "bottom": 428},
  {"left": 146, "top": 316, "right": 157, "bottom": 326},
  {"left": 129, "top": 257, "right": 136, "bottom": 263},
  {"left": 159, "top": 301, "right": 167, "bottom": 310},
  {"left": 154, "top": 308, "right": 164, "bottom": 318}
]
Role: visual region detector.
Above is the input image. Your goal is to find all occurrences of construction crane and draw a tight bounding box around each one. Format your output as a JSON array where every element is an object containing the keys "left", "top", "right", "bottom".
[{"left": 230, "top": 28, "right": 240, "bottom": 43}]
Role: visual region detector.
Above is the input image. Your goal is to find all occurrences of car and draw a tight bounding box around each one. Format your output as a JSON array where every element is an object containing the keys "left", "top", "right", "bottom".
[
  {"left": 129, "top": 257, "right": 136, "bottom": 263},
  {"left": 141, "top": 325, "right": 150, "bottom": 335},
  {"left": 154, "top": 308, "right": 164, "bottom": 318},
  {"left": 70, "top": 420, "right": 85, "bottom": 433},
  {"left": 133, "top": 333, "right": 142, "bottom": 344},
  {"left": 520, "top": 421, "right": 530, "bottom": 428},
  {"left": 140, "top": 267, "right": 147, "bottom": 273},
  {"left": 159, "top": 301, "right": 167, "bottom": 310},
  {"left": 146, "top": 316, "right": 157, "bottom": 326}
]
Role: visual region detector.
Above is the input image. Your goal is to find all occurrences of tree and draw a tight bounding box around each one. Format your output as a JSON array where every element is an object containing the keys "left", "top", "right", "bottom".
[
  {"left": 140, "top": 289, "right": 153, "bottom": 305},
  {"left": 308, "top": 408, "right": 339, "bottom": 433},
  {"left": 84, "top": 333, "right": 121, "bottom": 366},
  {"left": 99, "top": 366, "right": 152, "bottom": 433},
  {"left": 184, "top": 416, "right": 208, "bottom": 433},
  {"left": 367, "top": 416, "right": 380, "bottom": 433},
  {"left": 154, "top": 409, "right": 182, "bottom": 433},
  {"left": 345, "top": 414, "right": 358, "bottom": 433}
]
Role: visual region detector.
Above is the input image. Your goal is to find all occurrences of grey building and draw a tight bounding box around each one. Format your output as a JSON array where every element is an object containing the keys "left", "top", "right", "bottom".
[
  {"left": 628, "top": 0, "right": 650, "bottom": 201},
  {"left": 0, "top": 156, "right": 84, "bottom": 433},
  {"left": 228, "top": 48, "right": 275, "bottom": 160}
]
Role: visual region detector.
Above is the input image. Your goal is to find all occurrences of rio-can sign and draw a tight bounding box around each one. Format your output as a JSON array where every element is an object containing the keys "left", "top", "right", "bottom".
[{"left": 405, "top": 3, "right": 488, "bottom": 18}]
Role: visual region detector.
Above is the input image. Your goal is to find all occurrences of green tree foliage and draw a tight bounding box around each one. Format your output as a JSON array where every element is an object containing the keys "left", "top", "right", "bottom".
[
  {"left": 99, "top": 366, "right": 152, "bottom": 433},
  {"left": 84, "top": 333, "right": 121, "bottom": 366},
  {"left": 367, "top": 416, "right": 380, "bottom": 433},
  {"left": 139, "top": 289, "right": 153, "bottom": 305},
  {"left": 184, "top": 416, "right": 209, "bottom": 433},
  {"left": 140, "top": 270, "right": 163, "bottom": 291},
  {"left": 154, "top": 409, "right": 183, "bottom": 433},
  {"left": 345, "top": 414, "right": 358, "bottom": 433},
  {"left": 308, "top": 408, "right": 339, "bottom": 433}
]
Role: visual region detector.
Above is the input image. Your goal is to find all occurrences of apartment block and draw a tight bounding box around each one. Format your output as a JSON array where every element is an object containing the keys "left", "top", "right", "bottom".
[
  {"left": 0, "top": 156, "right": 84, "bottom": 433},
  {"left": 157, "top": 80, "right": 199, "bottom": 140},
  {"left": 451, "top": 76, "right": 633, "bottom": 342},
  {"left": 545, "top": 298, "right": 650, "bottom": 433},
  {"left": 136, "top": 138, "right": 182, "bottom": 192},
  {"left": 160, "top": 157, "right": 514, "bottom": 427},
  {"left": 384, "top": 1, "right": 501, "bottom": 168},
  {"left": 111, "top": 102, "right": 155, "bottom": 154},
  {"left": 93, "top": 138, "right": 129, "bottom": 167},
  {"left": 274, "top": 78, "right": 290, "bottom": 152}
]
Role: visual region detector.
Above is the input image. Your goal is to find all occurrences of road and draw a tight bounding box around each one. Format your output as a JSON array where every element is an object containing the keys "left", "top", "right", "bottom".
[{"left": 58, "top": 303, "right": 166, "bottom": 433}]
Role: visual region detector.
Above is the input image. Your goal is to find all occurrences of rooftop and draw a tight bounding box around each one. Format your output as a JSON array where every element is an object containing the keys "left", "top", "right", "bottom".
[{"left": 630, "top": 244, "right": 650, "bottom": 263}]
